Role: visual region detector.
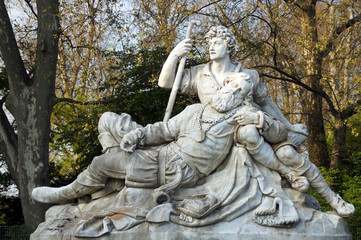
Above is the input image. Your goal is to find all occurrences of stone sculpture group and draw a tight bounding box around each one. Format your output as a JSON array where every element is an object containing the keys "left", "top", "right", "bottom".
[{"left": 31, "top": 25, "right": 355, "bottom": 239}]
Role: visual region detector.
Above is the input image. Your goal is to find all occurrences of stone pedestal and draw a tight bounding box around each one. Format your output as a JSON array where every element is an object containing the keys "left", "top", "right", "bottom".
[
  {"left": 30, "top": 189, "right": 352, "bottom": 240},
  {"left": 30, "top": 210, "right": 352, "bottom": 240}
]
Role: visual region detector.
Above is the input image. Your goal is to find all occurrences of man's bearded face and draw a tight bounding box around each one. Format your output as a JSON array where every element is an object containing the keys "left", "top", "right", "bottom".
[
  {"left": 211, "top": 74, "right": 252, "bottom": 112},
  {"left": 211, "top": 90, "right": 239, "bottom": 112}
]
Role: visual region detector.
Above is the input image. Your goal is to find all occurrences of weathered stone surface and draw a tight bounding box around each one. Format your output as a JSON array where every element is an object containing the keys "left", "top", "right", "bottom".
[
  {"left": 30, "top": 188, "right": 352, "bottom": 240},
  {"left": 31, "top": 210, "right": 352, "bottom": 240}
]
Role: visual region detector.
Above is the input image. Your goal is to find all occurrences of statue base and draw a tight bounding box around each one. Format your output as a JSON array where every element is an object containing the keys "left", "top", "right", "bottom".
[
  {"left": 30, "top": 188, "right": 352, "bottom": 240},
  {"left": 31, "top": 214, "right": 351, "bottom": 240}
]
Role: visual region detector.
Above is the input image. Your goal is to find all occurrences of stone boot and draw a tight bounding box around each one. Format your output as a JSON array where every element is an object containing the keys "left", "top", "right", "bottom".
[
  {"left": 247, "top": 137, "right": 309, "bottom": 192},
  {"left": 327, "top": 194, "right": 355, "bottom": 217},
  {"left": 32, "top": 181, "right": 95, "bottom": 204},
  {"left": 294, "top": 156, "right": 355, "bottom": 217}
]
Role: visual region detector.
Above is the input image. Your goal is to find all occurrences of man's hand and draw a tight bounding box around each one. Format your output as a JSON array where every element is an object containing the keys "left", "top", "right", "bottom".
[
  {"left": 290, "top": 124, "right": 308, "bottom": 136},
  {"left": 120, "top": 132, "right": 138, "bottom": 153},
  {"left": 233, "top": 111, "right": 259, "bottom": 126},
  {"left": 170, "top": 38, "right": 192, "bottom": 58}
]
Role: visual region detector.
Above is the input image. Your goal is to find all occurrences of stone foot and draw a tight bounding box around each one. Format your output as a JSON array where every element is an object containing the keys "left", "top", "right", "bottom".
[{"left": 329, "top": 194, "right": 355, "bottom": 217}]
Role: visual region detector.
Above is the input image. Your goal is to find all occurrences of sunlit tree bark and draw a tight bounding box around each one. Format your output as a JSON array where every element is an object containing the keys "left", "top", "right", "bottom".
[{"left": 0, "top": 0, "right": 59, "bottom": 228}]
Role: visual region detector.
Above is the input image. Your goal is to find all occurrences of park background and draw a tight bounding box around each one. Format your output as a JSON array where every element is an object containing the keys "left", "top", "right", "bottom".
[{"left": 0, "top": 0, "right": 360, "bottom": 239}]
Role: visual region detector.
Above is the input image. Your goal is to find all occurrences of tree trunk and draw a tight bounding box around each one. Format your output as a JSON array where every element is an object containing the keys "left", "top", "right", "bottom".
[
  {"left": 15, "top": 86, "right": 53, "bottom": 229},
  {"left": 305, "top": 91, "right": 329, "bottom": 167},
  {"left": 328, "top": 7, "right": 352, "bottom": 169},
  {"left": 0, "top": 0, "right": 59, "bottom": 228},
  {"left": 330, "top": 117, "right": 346, "bottom": 169},
  {"left": 300, "top": 2, "right": 330, "bottom": 167}
]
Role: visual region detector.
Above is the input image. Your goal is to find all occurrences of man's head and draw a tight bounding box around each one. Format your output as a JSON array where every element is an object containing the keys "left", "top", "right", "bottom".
[
  {"left": 211, "top": 72, "right": 254, "bottom": 112},
  {"left": 205, "top": 26, "right": 237, "bottom": 58}
]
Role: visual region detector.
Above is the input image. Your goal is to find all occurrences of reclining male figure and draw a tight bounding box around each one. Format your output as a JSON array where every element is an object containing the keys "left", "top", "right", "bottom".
[
  {"left": 33, "top": 74, "right": 295, "bottom": 208},
  {"left": 33, "top": 73, "right": 354, "bottom": 217}
]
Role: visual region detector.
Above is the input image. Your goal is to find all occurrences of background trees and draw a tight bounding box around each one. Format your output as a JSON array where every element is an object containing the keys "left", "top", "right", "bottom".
[{"left": 0, "top": 0, "right": 360, "bottom": 235}]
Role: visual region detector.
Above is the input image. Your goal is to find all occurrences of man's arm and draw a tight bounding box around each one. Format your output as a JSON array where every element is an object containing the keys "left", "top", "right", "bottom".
[
  {"left": 247, "top": 69, "right": 304, "bottom": 134},
  {"left": 233, "top": 110, "right": 288, "bottom": 144},
  {"left": 258, "top": 96, "right": 294, "bottom": 131},
  {"left": 120, "top": 108, "right": 185, "bottom": 152},
  {"left": 158, "top": 38, "right": 192, "bottom": 89}
]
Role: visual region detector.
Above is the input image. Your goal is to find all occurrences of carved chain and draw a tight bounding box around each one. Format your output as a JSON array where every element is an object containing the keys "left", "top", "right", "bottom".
[{"left": 196, "top": 104, "right": 238, "bottom": 134}]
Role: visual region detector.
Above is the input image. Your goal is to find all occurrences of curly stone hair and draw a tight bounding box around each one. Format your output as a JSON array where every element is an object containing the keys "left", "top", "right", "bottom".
[
  {"left": 223, "top": 72, "right": 254, "bottom": 103},
  {"left": 205, "top": 25, "right": 237, "bottom": 56}
]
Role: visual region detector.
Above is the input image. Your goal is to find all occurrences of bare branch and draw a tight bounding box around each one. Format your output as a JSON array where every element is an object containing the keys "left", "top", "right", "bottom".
[
  {"left": 192, "top": 0, "right": 223, "bottom": 14},
  {"left": 24, "top": 0, "right": 38, "bottom": 18},
  {"left": 323, "top": 77, "right": 342, "bottom": 113},
  {"left": 256, "top": 65, "right": 339, "bottom": 115},
  {"left": 213, "top": 2, "right": 233, "bottom": 27},
  {"left": 250, "top": 14, "right": 273, "bottom": 34},
  {"left": 0, "top": 100, "right": 18, "bottom": 182},
  {"left": 0, "top": 94, "right": 7, "bottom": 105},
  {"left": 55, "top": 93, "right": 124, "bottom": 106},
  {"left": 320, "top": 13, "right": 361, "bottom": 58},
  {"left": 261, "top": 73, "right": 309, "bottom": 90},
  {"left": 283, "top": 0, "right": 304, "bottom": 11},
  {"left": 254, "top": 64, "right": 301, "bottom": 82},
  {"left": 341, "top": 99, "right": 361, "bottom": 119},
  {"left": 0, "top": 0, "right": 29, "bottom": 90}
]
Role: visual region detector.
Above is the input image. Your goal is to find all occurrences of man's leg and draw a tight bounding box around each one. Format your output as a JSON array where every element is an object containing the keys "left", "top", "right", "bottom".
[
  {"left": 276, "top": 145, "right": 355, "bottom": 217},
  {"left": 32, "top": 151, "right": 130, "bottom": 204},
  {"left": 237, "top": 125, "right": 308, "bottom": 192},
  {"left": 98, "top": 112, "right": 142, "bottom": 153}
]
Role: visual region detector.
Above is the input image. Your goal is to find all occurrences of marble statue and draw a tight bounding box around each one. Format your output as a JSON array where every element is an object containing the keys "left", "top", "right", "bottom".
[
  {"left": 31, "top": 25, "right": 354, "bottom": 239},
  {"left": 98, "top": 25, "right": 354, "bottom": 217}
]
